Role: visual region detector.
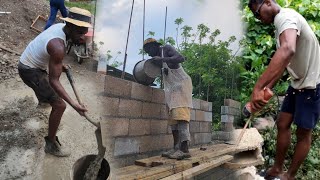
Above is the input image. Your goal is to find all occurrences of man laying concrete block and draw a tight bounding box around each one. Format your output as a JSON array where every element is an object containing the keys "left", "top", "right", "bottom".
[{"left": 143, "top": 38, "right": 193, "bottom": 160}]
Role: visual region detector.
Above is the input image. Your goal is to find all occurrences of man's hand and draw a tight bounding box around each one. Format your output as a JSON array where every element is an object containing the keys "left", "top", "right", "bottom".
[
  {"left": 151, "top": 56, "right": 163, "bottom": 66},
  {"left": 73, "top": 103, "right": 88, "bottom": 116},
  {"left": 62, "top": 64, "right": 71, "bottom": 72},
  {"left": 250, "top": 89, "right": 268, "bottom": 113}
]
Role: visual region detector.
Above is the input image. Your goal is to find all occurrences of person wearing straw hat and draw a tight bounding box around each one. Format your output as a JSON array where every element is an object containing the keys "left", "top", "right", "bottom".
[
  {"left": 44, "top": 0, "right": 68, "bottom": 30},
  {"left": 18, "top": 7, "right": 92, "bottom": 157},
  {"left": 143, "top": 38, "right": 193, "bottom": 160}
]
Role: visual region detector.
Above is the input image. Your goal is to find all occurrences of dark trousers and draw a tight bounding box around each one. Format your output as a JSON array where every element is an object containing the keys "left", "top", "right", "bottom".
[{"left": 44, "top": 0, "right": 68, "bottom": 30}]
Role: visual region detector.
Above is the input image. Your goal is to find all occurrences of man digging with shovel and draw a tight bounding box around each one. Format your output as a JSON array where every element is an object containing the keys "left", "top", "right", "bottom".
[
  {"left": 18, "top": 7, "right": 91, "bottom": 157},
  {"left": 143, "top": 38, "right": 193, "bottom": 160},
  {"left": 248, "top": 0, "right": 320, "bottom": 179}
]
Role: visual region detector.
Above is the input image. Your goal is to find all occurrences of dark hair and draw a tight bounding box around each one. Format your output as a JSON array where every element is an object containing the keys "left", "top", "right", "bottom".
[{"left": 248, "top": 0, "right": 276, "bottom": 9}]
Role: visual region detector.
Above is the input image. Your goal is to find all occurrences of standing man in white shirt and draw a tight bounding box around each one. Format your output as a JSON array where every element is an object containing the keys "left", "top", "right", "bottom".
[{"left": 18, "top": 7, "right": 91, "bottom": 157}]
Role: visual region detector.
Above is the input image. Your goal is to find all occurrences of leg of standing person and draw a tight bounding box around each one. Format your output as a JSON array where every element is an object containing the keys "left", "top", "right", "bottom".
[
  {"left": 57, "top": 0, "right": 68, "bottom": 18},
  {"left": 281, "top": 86, "right": 320, "bottom": 179},
  {"left": 44, "top": 0, "right": 58, "bottom": 30}
]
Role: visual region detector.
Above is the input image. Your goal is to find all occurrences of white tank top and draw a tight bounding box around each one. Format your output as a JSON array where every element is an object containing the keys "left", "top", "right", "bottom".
[{"left": 20, "top": 23, "right": 66, "bottom": 70}]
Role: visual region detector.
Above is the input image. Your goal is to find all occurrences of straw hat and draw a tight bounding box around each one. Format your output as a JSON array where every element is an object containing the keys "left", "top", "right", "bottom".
[
  {"left": 60, "top": 7, "right": 92, "bottom": 28},
  {"left": 143, "top": 38, "right": 161, "bottom": 46}
]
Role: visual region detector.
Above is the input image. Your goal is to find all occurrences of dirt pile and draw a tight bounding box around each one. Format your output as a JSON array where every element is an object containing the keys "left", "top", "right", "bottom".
[
  {"left": 0, "top": 50, "right": 19, "bottom": 80},
  {"left": 0, "top": 0, "right": 50, "bottom": 51},
  {"left": 0, "top": 96, "right": 48, "bottom": 179}
]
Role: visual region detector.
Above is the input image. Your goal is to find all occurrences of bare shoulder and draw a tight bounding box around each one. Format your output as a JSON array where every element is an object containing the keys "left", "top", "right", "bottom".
[{"left": 47, "top": 38, "right": 65, "bottom": 58}]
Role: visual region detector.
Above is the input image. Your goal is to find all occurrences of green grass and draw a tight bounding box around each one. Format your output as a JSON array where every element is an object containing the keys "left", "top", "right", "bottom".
[{"left": 65, "top": 1, "right": 96, "bottom": 14}]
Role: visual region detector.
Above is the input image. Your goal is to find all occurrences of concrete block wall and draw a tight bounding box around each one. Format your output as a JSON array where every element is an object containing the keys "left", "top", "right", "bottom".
[
  {"left": 102, "top": 75, "right": 212, "bottom": 167},
  {"left": 221, "top": 99, "right": 241, "bottom": 131},
  {"left": 212, "top": 99, "right": 241, "bottom": 142}
]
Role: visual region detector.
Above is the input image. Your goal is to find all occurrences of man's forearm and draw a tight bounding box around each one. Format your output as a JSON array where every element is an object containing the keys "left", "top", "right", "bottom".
[{"left": 254, "top": 48, "right": 292, "bottom": 91}]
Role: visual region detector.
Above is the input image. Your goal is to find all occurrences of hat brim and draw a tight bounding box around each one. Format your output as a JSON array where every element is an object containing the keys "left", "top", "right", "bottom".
[
  {"left": 60, "top": 17, "right": 92, "bottom": 28},
  {"left": 143, "top": 41, "right": 161, "bottom": 47}
]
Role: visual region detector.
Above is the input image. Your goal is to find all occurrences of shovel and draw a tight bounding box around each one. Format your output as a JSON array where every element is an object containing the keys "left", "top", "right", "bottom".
[{"left": 65, "top": 67, "right": 108, "bottom": 180}]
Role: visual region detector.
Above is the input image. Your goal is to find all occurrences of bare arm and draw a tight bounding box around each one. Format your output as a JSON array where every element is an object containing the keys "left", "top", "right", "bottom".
[
  {"left": 161, "top": 45, "right": 185, "bottom": 63},
  {"left": 47, "top": 38, "right": 87, "bottom": 115},
  {"left": 250, "top": 29, "right": 298, "bottom": 111}
]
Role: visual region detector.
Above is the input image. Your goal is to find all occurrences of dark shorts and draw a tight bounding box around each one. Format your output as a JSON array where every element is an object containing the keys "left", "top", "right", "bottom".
[
  {"left": 281, "top": 84, "right": 320, "bottom": 129},
  {"left": 18, "top": 63, "right": 60, "bottom": 104}
]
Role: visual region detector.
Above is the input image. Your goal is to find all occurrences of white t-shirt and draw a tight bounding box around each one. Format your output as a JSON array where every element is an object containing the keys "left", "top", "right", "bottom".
[
  {"left": 20, "top": 23, "right": 66, "bottom": 70},
  {"left": 274, "top": 8, "right": 320, "bottom": 89}
]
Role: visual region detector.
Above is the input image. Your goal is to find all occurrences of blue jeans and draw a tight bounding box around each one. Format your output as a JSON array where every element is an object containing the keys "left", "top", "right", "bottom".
[{"left": 44, "top": 0, "right": 68, "bottom": 30}]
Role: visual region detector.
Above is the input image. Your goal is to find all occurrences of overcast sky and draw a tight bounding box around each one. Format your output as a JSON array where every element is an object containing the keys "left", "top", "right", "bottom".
[{"left": 94, "top": 0, "right": 244, "bottom": 74}]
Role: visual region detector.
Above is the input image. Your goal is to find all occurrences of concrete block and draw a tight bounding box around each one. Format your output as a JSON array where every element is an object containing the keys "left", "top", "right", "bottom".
[
  {"left": 101, "top": 96, "right": 119, "bottom": 116},
  {"left": 200, "top": 100, "right": 210, "bottom": 111},
  {"left": 204, "top": 112, "right": 212, "bottom": 122},
  {"left": 208, "top": 102, "right": 213, "bottom": 111},
  {"left": 131, "top": 82, "right": 153, "bottom": 101},
  {"left": 114, "top": 137, "right": 139, "bottom": 156},
  {"left": 200, "top": 121, "right": 212, "bottom": 133},
  {"left": 129, "top": 119, "right": 150, "bottom": 136},
  {"left": 192, "top": 98, "right": 201, "bottom": 109},
  {"left": 160, "top": 105, "right": 169, "bottom": 120},
  {"left": 105, "top": 75, "right": 132, "bottom": 97},
  {"left": 138, "top": 136, "right": 153, "bottom": 153},
  {"left": 190, "top": 120, "right": 200, "bottom": 133},
  {"left": 190, "top": 133, "right": 195, "bottom": 146},
  {"left": 141, "top": 102, "right": 161, "bottom": 119},
  {"left": 195, "top": 110, "right": 205, "bottom": 121},
  {"left": 221, "top": 122, "right": 234, "bottom": 132},
  {"left": 190, "top": 109, "right": 196, "bottom": 120},
  {"left": 212, "top": 131, "right": 231, "bottom": 141},
  {"left": 221, "top": 106, "right": 240, "bottom": 116},
  {"left": 150, "top": 134, "right": 173, "bottom": 151},
  {"left": 224, "top": 99, "right": 241, "bottom": 109},
  {"left": 152, "top": 88, "right": 165, "bottom": 104},
  {"left": 119, "top": 99, "right": 142, "bottom": 118},
  {"left": 150, "top": 120, "right": 168, "bottom": 134},
  {"left": 194, "top": 133, "right": 212, "bottom": 145},
  {"left": 100, "top": 118, "right": 129, "bottom": 137},
  {"left": 221, "top": 115, "right": 234, "bottom": 123}
]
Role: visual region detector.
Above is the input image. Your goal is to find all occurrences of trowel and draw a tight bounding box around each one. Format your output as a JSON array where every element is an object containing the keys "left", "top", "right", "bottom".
[{"left": 65, "top": 66, "right": 108, "bottom": 180}]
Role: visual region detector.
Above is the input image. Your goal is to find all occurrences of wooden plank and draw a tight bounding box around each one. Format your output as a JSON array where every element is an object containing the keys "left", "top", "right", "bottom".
[
  {"left": 223, "top": 157, "right": 264, "bottom": 170},
  {"left": 114, "top": 144, "right": 238, "bottom": 179},
  {"left": 160, "top": 155, "right": 233, "bottom": 180},
  {"left": 116, "top": 146, "right": 235, "bottom": 180},
  {"left": 0, "top": 44, "right": 21, "bottom": 55},
  {"left": 135, "top": 156, "right": 163, "bottom": 167}
]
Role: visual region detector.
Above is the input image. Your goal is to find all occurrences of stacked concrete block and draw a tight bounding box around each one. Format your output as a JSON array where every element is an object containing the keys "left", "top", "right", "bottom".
[
  {"left": 221, "top": 99, "right": 241, "bottom": 132},
  {"left": 102, "top": 75, "right": 213, "bottom": 167}
]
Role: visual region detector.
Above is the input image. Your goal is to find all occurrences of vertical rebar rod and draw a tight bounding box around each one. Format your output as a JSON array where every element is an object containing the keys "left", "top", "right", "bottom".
[
  {"left": 142, "top": 0, "right": 146, "bottom": 60},
  {"left": 121, "top": 0, "right": 135, "bottom": 79},
  {"left": 92, "top": 0, "right": 98, "bottom": 52},
  {"left": 163, "top": 6, "right": 167, "bottom": 43}
]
